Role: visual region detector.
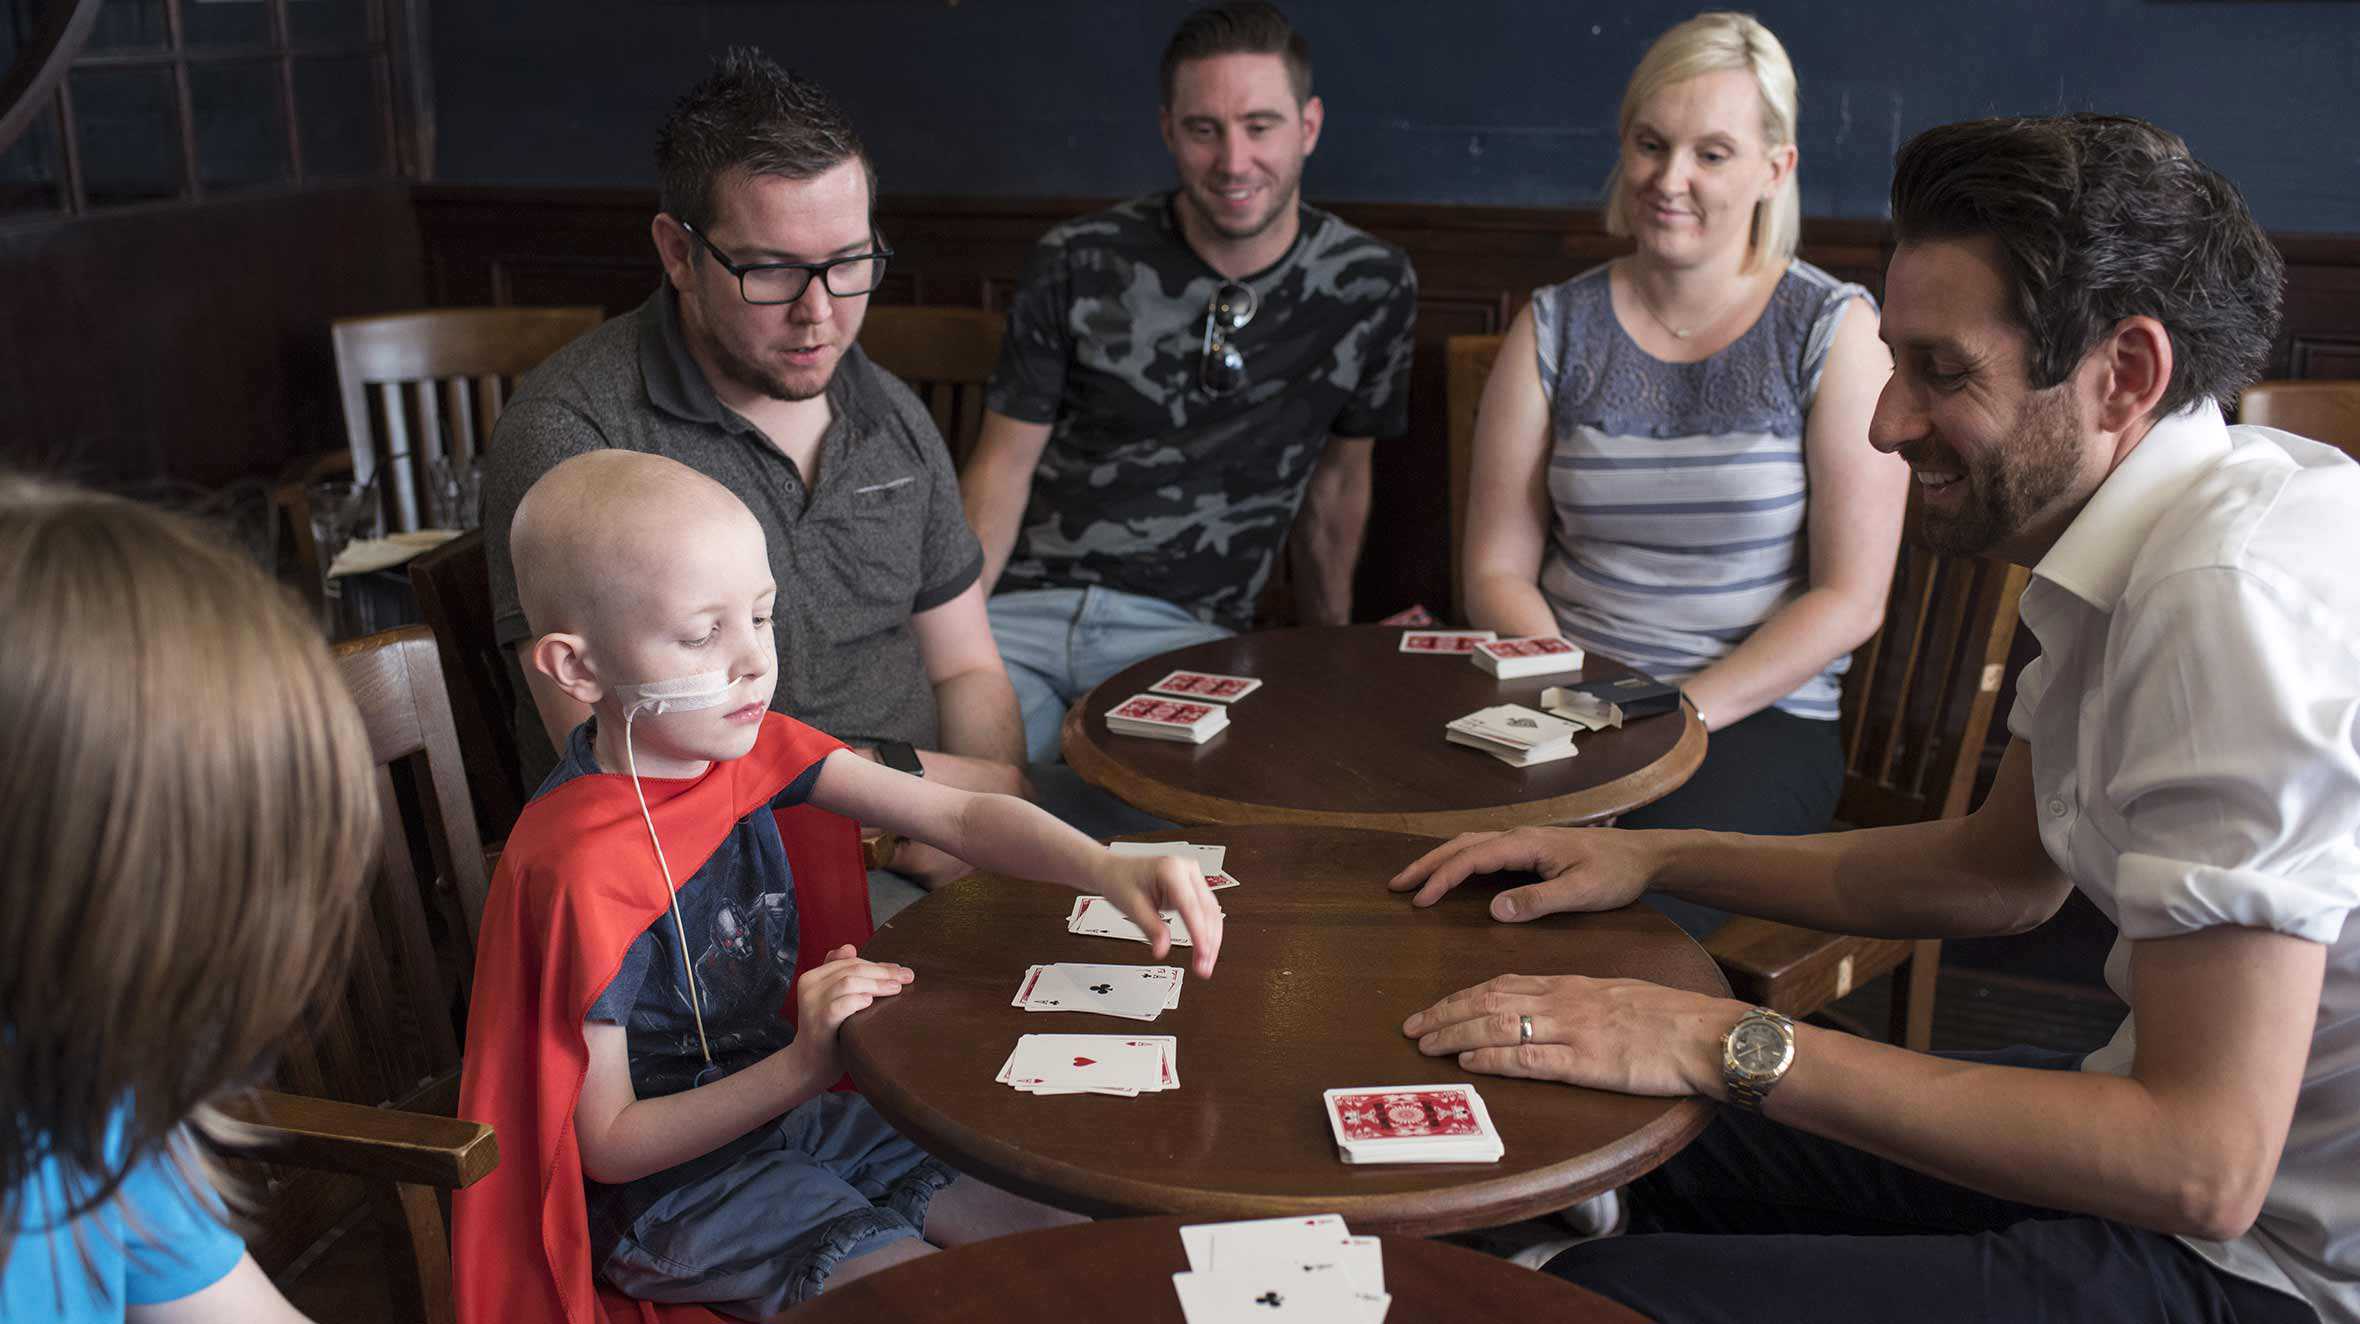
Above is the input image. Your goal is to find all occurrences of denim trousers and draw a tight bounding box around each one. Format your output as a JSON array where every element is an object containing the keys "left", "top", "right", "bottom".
[{"left": 987, "top": 586, "right": 1234, "bottom": 763}]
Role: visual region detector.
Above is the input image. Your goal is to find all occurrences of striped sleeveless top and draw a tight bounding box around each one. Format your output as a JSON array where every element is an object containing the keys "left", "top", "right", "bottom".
[{"left": 1530, "top": 260, "right": 1871, "bottom": 720}]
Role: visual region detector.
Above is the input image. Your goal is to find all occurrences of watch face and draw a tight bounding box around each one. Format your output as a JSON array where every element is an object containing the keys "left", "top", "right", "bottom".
[{"left": 1731, "top": 1020, "right": 1789, "bottom": 1074}]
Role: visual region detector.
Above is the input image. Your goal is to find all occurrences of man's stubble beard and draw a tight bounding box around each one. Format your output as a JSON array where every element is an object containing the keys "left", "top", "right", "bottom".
[{"left": 1916, "top": 385, "right": 2088, "bottom": 559}]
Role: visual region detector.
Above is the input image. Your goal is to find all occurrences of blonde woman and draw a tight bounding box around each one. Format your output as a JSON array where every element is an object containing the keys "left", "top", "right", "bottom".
[
  {"left": 0, "top": 476, "right": 381, "bottom": 1322},
  {"left": 1460, "top": 12, "right": 1905, "bottom": 933}
]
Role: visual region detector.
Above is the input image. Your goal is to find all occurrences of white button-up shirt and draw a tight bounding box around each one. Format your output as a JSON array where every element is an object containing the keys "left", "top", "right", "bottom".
[{"left": 2008, "top": 401, "right": 2360, "bottom": 1321}]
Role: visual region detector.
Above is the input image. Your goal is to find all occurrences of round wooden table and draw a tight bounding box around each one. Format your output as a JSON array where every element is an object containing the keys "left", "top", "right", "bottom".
[
  {"left": 781, "top": 1215, "right": 1652, "bottom": 1322},
  {"left": 842, "top": 825, "right": 1727, "bottom": 1236},
  {"left": 1060, "top": 625, "right": 1707, "bottom": 834}
]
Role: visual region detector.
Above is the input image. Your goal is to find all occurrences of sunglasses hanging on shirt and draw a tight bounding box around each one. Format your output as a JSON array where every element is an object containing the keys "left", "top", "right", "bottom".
[{"left": 1199, "top": 280, "right": 1257, "bottom": 396}]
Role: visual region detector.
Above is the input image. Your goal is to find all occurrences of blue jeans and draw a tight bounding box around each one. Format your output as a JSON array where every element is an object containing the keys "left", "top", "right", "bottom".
[{"left": 989, "top": 587, "right": 1233, "bottom": 763}]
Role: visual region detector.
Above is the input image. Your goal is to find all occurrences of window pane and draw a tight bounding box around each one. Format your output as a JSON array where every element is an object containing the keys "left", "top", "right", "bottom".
[
  {"left": 183, "top": 0, "right": 269, "bottom": 49},
  {"left": 293, "top": 54, "right": 381, "bottom": 178},
  {"left": 83, "top": 0, "right": 170, "bottom": 53},
  {"left": 70, "top": 66, "right": 182, "bottom": 206},
  {"left": 191, "top": 60, "right": 287, "bottom": 192},
  {"left": 0, "top": 103, "right": 65, "bottom": 217},
  {"left": 289, "top": 0, "right": 371, "bottom": 46}
]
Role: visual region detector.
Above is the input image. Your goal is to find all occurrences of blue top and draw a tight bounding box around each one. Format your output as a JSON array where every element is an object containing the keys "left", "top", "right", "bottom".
[
  {"left": 4, "top": 1122, "right": 243, "bottom": 1321},
  {"left": 1529, "top": 261, "right": 1872, "bottom": 720}
]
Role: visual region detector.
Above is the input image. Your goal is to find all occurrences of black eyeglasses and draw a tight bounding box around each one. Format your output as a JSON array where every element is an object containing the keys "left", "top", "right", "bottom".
[
  {"left": 1200, "top": 280, "right": 1257, "bottom": 395},
  {"left": 675, "top": 218, "right": 894, "bottom": 306}
]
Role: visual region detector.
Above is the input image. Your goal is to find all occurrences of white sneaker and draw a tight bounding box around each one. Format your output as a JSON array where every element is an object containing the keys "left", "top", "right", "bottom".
[{"left": 1557, "top": 1187, "right": 1624, "bottom": 1238}]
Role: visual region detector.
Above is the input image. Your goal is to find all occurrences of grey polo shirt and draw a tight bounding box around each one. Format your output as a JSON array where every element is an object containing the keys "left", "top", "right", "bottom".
[{"left": 483, "top": 285, "right": 983, "bottom": 770}]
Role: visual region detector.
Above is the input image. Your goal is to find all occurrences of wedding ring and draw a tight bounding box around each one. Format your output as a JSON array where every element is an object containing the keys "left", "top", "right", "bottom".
[{"left": 1518, "top": 1013, "right": 1535, "bottom": 1045}]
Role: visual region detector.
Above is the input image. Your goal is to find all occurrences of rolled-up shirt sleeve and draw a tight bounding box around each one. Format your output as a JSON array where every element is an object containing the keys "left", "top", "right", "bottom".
[{"left": 2101, "top": 565, "right": 2360, "bottom": 946}]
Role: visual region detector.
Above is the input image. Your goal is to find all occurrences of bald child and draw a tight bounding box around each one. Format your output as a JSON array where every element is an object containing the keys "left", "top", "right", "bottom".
[{"left": 469, "top": 451, "right": 1223, "bottom": 1317}]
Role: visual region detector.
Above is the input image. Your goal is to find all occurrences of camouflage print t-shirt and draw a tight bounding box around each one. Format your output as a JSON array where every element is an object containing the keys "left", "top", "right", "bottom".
[{"left": 987, "top": 194, "right": 1418, "bottom": 629}]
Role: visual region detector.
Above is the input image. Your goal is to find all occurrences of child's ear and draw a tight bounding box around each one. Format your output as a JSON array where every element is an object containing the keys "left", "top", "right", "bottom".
[{"left": 531, "top": 632, "right": 606, "bottom": 706}]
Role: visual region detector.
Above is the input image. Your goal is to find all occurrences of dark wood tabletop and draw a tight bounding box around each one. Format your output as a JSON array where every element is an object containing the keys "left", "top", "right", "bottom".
[
  {"left": 841, "top": 825, "right": 1728, "bottom": 1237},
  {"left": 781, "top": 1215, "right": 1653, "bottom": 1322},
  {"left": 1060, "top": 626, "right": 1707, "bottom": 834}
]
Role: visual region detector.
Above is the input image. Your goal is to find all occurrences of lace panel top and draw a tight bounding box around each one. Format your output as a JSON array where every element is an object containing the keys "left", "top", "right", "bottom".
[{"left": 1529, "top": 260, "right": 1871, "bottom": 719}]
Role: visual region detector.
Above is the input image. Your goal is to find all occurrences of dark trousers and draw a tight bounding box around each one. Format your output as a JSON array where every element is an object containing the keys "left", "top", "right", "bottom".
[
  {"left": 1614, "top": 707, "right": 1843, "bottom": 938},
  {"left": 1548, "top": 1048, "right": 2318, "bottom": 1324}
]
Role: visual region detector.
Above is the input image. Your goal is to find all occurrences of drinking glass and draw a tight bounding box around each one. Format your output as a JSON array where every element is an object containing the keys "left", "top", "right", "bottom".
[{"left": 425, "top": 454, "right": 484, "bottom": 531}]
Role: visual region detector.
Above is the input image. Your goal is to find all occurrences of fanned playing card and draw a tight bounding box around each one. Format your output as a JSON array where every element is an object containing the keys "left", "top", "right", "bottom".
[{"left": 1068, "top": 895, "right": 1195, "bottom": 946}]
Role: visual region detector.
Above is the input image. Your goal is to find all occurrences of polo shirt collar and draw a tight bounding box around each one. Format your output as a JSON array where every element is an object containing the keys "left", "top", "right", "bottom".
[
  {"left": 2032, "top": 400, "right": 2232, "bottom": 613},
  {"left": 638, "top": 283, "right": 757, "bottom": 434}
]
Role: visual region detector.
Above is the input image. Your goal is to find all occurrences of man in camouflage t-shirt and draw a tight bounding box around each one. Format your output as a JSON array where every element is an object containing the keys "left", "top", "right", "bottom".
[{"left": 961, "top": 1, "right": 1418, "bottom": 762}]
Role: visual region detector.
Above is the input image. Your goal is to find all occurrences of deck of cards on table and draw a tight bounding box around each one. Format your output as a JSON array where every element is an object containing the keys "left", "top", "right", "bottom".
[
  {"left": 1172, "top": 1215, "right": 1391, "bottom": 1323},
  {"left": 1105, "top": 694, "right": 1230, "bottom": 744},
  {"left": 995, "top": 1034, "right": 1178, "bottom": 1096},
  {"left": 1471, "top": 635, "right": 1585, "bottom": 679},
  {"left": 1323, "top": 1084, "right": 1504, "bottom": 1164},
  {"left": 1010, "top": 963, "right": 1183, "bottom": 1021},
  {"left": 1145, "top": 669, "right": 1263, "bottom": 703},
  {"left": 1066, "top": 895, "right": 1199, "bottom": 945},
  {"left": 1398, "top": 628, "right": 1495, "bottom": 655},
  {"left": 1444, "top": 703, "right": 1582, "bottom": 767},
  {"left": 1108, "top": 839, "right": 1240, "bottom": 889}
]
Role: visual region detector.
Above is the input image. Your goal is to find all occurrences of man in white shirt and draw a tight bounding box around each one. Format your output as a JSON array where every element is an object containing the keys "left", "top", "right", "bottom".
[{"left": 1388, "top": 114, "right": 2355, "bottom": 1323}]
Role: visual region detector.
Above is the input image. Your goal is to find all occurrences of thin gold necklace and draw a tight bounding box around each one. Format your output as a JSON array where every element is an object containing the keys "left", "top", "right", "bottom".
[{"left": 1629, "top": 265, "right": 1749, "bottom": 341}]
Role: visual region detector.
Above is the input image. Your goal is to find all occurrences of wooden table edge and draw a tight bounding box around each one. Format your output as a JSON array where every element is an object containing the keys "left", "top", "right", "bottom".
[
  {"left": 1061, "top": 694, "right": 1709, "bottom": 833},
  {"left": 840, "top": 1027, "right": 1721, "bottom": 1236}
]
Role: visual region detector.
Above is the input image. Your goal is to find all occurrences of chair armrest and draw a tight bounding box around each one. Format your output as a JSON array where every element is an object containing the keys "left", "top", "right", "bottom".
[
  {"left": 1703, "top": 919, "right": 1917, "bottom": 1015},
  {"left": 861, "top": 826, "right": 900, "bottom": 872},
  {"left": 219, "top": 1090, "right": 498, "bottom": 1191}
]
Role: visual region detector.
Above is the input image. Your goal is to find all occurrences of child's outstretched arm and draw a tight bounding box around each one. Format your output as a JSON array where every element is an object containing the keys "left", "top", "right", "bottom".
[
  {"left": 573, "top": 945, "right": 913, "bottom": 1185},
  {"left": 811, "top": 749, "right": 1226, "bottom": 977}
]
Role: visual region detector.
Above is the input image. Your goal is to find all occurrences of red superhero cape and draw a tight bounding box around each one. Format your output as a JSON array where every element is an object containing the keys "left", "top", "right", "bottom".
[{"left": 453, "top": 713, "right": 873, "bottom": 1324}]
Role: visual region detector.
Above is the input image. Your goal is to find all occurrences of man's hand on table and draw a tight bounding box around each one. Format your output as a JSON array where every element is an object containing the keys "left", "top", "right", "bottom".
[
  {"left": 1403, "top": 973, "right": 1746, "bottom": 1098},
  {"left": 1387, "top": 826, "right": 1657, "bottom": 921}
]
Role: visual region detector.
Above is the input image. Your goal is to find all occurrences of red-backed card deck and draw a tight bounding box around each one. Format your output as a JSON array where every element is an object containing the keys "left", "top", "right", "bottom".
[
  {"left": 1146, "top": 669, "right": 1263, "bottom": 703},
  {"left": 996, "top": 1033, "right": 1178, "bottom": 1096},
  {"left": 1471, "top": 635, "right": 1584, "bottom": 679},
  {"left": 1106, "top": 694, "right": 1231, "bottom": 743},
  {"left": 1398, "top": 628, "right": 1495, "bottom": 655},
  {"left": 1321, "top": 1084, "right": 1504, "bottom": 1164}
]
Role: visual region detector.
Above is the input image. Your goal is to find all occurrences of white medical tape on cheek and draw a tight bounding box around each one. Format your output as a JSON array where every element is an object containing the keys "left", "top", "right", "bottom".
[{"left": 610, "top": 669, "right": 733, "bottom": 717}]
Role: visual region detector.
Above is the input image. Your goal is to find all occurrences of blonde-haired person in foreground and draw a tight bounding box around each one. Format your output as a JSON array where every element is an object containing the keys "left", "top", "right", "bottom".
[
  {"left": 1458, "top": 9, "right": 1905, "bottom": 936},
  {"left": 0, "top": 475, "right": 383, "bottom": 1322}
]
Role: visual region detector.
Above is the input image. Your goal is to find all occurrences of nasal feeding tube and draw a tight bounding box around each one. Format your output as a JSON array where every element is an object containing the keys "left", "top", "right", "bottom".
[{"left": 612, "top": 669, "right": 735, "bottom": 1083}]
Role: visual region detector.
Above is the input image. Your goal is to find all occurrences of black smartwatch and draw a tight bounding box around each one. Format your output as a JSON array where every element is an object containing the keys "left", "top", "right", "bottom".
[{"left": 875, "top": 739, "right": 924, "bottom": 778}]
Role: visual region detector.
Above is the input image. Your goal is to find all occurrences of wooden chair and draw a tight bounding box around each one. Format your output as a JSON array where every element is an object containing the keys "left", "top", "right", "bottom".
[
  {"left": 1440, "top": 334, "right": 2032, "bottom": 1048},
  {"left": 223, "top": 625, "right": 497, "bottom": 1324},
  {"left": 277, "top": 306, "right": 604, "bottom": 584},
  {"left": 2239, "top": 379, "right": 2360, "bottom": 458},
  {"left": 408, "top": 529, "right": 528, "bottom": 842},
  {"left": 861, "top": 305, "right": 1004, "bottom": 469},
  {"left": 1444, "top": 334, "right": 1505, "bottom": 622},
  {"left": 1704, "top": 527, "right": 2030, "bottom": 1049}
]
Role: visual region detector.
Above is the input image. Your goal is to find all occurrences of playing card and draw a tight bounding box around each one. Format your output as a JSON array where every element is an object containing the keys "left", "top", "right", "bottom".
[
  {"left": 1376, "top": 603, "right": 1439, "bottom": 627},
  {"left": 1448, "top": 703, "right": 1576, "bottom": 751},
  {"left": 1446, "top": 728, "right": 1580, "bottom": 766},
  {"left": 1322, "top": 1084, "right": 1504, "bottom": 1164},
  {"left": 1108, "top": 840, "right": 1227, "bottom": 874},
  {"left": 1146, "top": 669, "right": 1263, "bottom": 703},
  {"left": 1068, "top": 895, "right": 1195, "bottom": 946},
  {"left": 1004, "top": 1034, "right": 1169, "bottom": 1094},
  {"left": 1171, "top": 1269, "right": 1386, "bottom": 1324},
  {"left": 1106, "top": 694, "right": 1230, "bottom": 743},
  {"left": 1179, "top": 1214, "right": 1348, "bottom": 1274},
  {"left": 1471, "top": 635, "right": 1584, "bottom": 679},
  {"left": 1012, "top": 963, "right": 1180, "bottom": 1020},
  {"left": 1398, "top": 628, "right": 1495, "bottom": 654}
]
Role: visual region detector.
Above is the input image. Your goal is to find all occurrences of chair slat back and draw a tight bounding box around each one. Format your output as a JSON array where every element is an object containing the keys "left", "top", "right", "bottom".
[
  {"left": 333, "top": 307, "right": 604, "bottom": 531},
  {"left": 408, "top": 529, "right": 527, "bottom": 840},
  {"left": 1837, "top": 513, "right": 2031, "bottom": 827},
  {"left": 247, "top": 627, "right": 489, "bottom": 1273},
  {"left": 1445, "top": 334, "right": 1506, "bottom": 621},
  {"left": 859, "top": 306, "right": 1004, "bottom": 469},
  {"left": 2238, "top": 379, "right": 2360, "bottom": 459}
]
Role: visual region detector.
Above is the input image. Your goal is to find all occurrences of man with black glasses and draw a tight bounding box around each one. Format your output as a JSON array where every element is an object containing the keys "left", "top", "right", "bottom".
[
  {"left": 483, "top": 48, "right": 1025, "bottom": 911},
  {"left": 961, "top": 1, "right": 1418, "bottom": 762}
]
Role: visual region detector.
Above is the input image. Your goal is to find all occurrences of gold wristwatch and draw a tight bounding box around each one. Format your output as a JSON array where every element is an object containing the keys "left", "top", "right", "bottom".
[{"left": 1721, "top": 1007, "right": 1796, "bottom": 1111}]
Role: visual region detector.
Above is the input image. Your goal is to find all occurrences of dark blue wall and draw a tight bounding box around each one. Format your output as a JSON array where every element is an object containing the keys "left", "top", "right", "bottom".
[{"left": 435, "top": 1, "right": 2360, "bottom": 232}]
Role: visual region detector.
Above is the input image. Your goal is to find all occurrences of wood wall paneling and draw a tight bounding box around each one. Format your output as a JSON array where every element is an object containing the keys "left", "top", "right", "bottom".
[
  {"left": 0, "top": 183, "right": 426, "bottom": 489},
  {"left": 414, "top": 185, "right": 2360, "bottom": 620}
]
